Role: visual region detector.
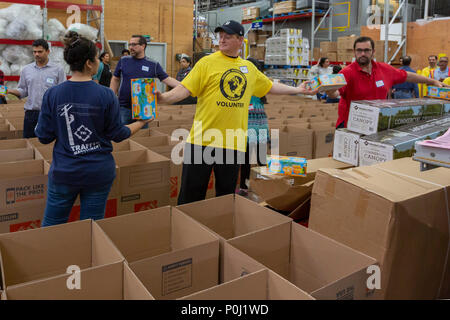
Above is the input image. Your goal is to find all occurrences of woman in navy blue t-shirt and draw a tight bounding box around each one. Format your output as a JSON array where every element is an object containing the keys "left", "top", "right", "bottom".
[{"left": 35, "top": 31, "right": 151, "bottom": 227}]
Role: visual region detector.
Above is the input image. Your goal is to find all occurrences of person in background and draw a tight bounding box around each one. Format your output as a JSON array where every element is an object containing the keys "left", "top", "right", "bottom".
[
  {"left": 121, "top": 49, "right": 130, "bottom": 56},
  {"left": 0, "top": 60, "right": 5, "bottom": 104},
  {"left": 237, "top": 57, "right": 269, "bottom": 196},
  {"left": 419, "top": 55, "right": 437, "bottom": 97},
  {"left": 110, "top": 35, "right": 180, "bottom": 125},
  {"left": 175, "top": 55, "right": 197, "bottom": 105},
  {"left": 325, "top": 65, "right": 342, "bottom": 103},
  {"left": 391, "top": 56, "right": 420, "bottom": 99},
  {"left": 434, "top": 55, "right": 449, "bottom": 82},
  {"left": 7, "top": 39, "right": 66, "bottom": 138},
  {"left": 98, "top": 52, "right": 112, "bottom": 87},
  {"left": 35, "top": 32, "right": 151, "bottom": 227},
  {"left": 310, "top": 57, "right": 332, "bottom": 101}
]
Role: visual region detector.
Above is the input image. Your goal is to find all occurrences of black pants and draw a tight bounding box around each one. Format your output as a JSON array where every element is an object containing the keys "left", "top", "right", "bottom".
[
  {"left": 240, "top": 142, "right": 268, "bottom": 189},
  {"left": 177, "top": 143, "right": 243, "bottom": 205},
  {"left": 23, "top": 110, "right": 40, "bottom": 138}
]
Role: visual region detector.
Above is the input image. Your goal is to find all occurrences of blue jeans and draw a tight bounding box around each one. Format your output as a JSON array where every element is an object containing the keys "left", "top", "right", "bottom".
[
  {"left": 393, "top": 90, "right": 414, "bottom": 99},
  {"left": 120, "top": 106, "right": 148, "bottom": 128},
  {"left": 42, "top": 179, "right": 113, "bottom": 227}
]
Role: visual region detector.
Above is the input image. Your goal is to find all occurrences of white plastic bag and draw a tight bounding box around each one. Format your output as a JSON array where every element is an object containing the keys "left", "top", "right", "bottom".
[
  {"left": 47, "top": 18, "right": 66, "bottom": 41},
  {"left": 5, "top": 19, "right": 28, "bottom": 40},
  {"left": 67, "top": 23, "right": 98, "bottom": 41},
  {"left": 10, "top": 63, "right": 26, "bottom": 75},
  {"left": 2, "top": 45, "right": 33, "bottom": 65},
  {"left": 0, "top": 19, "right": 8, "bottom": 39},
  {"left": 0, "top": 56, "right": 11, "bottom": 76}
]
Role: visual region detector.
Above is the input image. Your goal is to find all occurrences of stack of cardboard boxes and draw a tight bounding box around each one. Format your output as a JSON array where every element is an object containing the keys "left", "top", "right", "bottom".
[
  {"left": 248, "top": 30, "right": 272, "bottom": 61},
  {"left": 337, "top": 35, "right": 357, "bottom": 62},
  {"left": 273, "top": 1, "right": 297, "bottom": 15},
  {"left": 265, "top": 28, "right": 309, "bottom": 66},
  {"left": 242, "top": 6, "right": 260, "bottom": 21},
  {"left": 319, "top": 41, "right": 337, "bottom": 62},
  {"left": 0, "top": 101, "right": 25, "bottom": 139}
]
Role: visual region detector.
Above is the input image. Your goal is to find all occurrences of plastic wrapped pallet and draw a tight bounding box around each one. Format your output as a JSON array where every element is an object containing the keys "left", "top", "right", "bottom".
[
  {"left": 2, "top": 45, "right": 33, "bottom": 66},
  {"left": 67, "top": 23, "right": 98, "bottom": 41},
  {"left": 47, "top": 18, "right": 66, "bottom": 41},
  {"left": 0, "top": 4, "right": 43, "bottom": 40},
  {"left": 0, "top": 56, "right": 11, "bottom": 76}
]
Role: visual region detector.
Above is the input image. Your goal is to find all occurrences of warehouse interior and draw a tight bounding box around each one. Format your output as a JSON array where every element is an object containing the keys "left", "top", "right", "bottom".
[{"left": 0, "top": 0, "right": 449, "bottom": 303}]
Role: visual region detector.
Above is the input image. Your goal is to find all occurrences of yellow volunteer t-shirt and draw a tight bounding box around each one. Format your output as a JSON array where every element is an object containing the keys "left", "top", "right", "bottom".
[
  {"left": 444, "top": 77, "right": 450, "bottom": 86},
  {"left": 181, "top": 51, "right": 272, "bottom": 152}
]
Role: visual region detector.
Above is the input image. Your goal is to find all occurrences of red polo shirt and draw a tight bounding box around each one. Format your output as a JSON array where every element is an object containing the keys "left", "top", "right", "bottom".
[{"left": 337, "top": 60, "right": 407, "bottom": 128}]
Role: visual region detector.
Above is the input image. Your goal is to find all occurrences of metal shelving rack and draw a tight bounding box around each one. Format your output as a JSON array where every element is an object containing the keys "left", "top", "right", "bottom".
[
  {"left": 383, "top": 0, "right": 407, "bottom": 63},
  {"left": 0, "top": 0, "right": 104, "bottom": 81}
]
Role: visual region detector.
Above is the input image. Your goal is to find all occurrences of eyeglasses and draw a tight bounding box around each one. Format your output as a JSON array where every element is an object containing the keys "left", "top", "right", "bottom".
[
  {"left": 128, "top": 43, "right": 141, "bottom": 47},
  {"left": 355, "top": 48, "right": 373, "bottom": 54}
]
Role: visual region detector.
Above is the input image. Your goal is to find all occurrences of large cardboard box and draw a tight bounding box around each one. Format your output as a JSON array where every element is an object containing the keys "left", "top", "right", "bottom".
[
  {"left": 0, "top": 139, "right": 34, "bottom": 163},
  {"left": 242, "top": 6, "right": 260, "bottom": 21},
  {"left": 333, "top": 129, "right": 363, "bottom": 166},
  {"left": 0, "top": 159, "right": 48, "bottom": 233},
  {"left": 112, "top": 140, "right": 147, "bottom": 153},
  {"left": 0, "top": 120, "right": 15, "bottom": 140},
  {"left": 96, "top": 207, "right": 220, "bottom": 299},
  {"left": 275, "top": 125, "right": 314, "bottom": 159},
  {"left": 320, "top": 41, "right": 337, "bottom": 53},
  {"left": 337, "top": 35, "right": 357, "bottom": 51},
  {"left": 337, "top": 49, "right": 354, "bottom": 63},
  {"left": 296, "top": 122, "right": 335, "bottom": 159},
  {"left": 180, "top": 269, "right": 314, "bottom": 300},
  {"left": 2, "top": 262, "right": 154, "bottom": 300},
  {"left": 0, "top": 219, "right": 124, "bottom": 291},
  {"left": 112, "top": 150, "right": 170, "bottom": 215},
  {"left": 34, "top": 145, "right": 53, "bottom": 161},
  {"left": 309, "top": 159, "right": 450, "bottom": 299},
  {"left": 273, "top": 1, "right": 296, "bottom": 15},
  {"left": 228, "top": 221, "right": 378, "bottom": 299},
  {"left": 249, "top": 157, "right": 352, "bottom": 214}
]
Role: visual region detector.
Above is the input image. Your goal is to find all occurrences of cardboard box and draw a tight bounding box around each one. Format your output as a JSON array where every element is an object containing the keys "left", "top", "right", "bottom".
[
  {"left": 327, "top": 52, "right": 337, "bottom": 61},
  {"left": 309, "top": 159, "right": 450, "bottom": 299},
  {"left": 337, "top": 49, "right": 354, "bottom": 63},
  {"left": 34, "top": 145, "right": 53, "bottom": 161},
  {"left": 359, "top": 117, "right": 449, "bottom": 166},
  {"left": 112, "top": 150, "right": 170, "bottom": 215},
  {"left": 309, "top": 74, "right": 347, "bottom": 91},
  {"left": 175, "top": 194, "right": 292, "bottom": 281},
  {"left": 267, "top": 155, "right": 307, "bottom": 177},
  {"left": 0, "top": 219, "right": 124, "bottom": 290},
  {"left": 180, "top": 269, "right": 314, "bottom": 300},
  {"left": 96, "top": 207, "right": 220, "bottom": 299},
  {"left": 132, "top": 128, "right": 167, "bottom": 138},
  {"left": 320, "top": 41, "right": 337, "bottom": 53},
  {"left": 26, "top": 137, "right": 54, "bottom": 148},
  {"left": 249, "top": 157, "right": 352, "bottom": 214},
  {"left": 0, "top": 122, "right": 15, "bottom": 140},
  {"left": 347, "top": 98, "right": 448, "bottom": 135},
  {"left": 0, "top": 204, "right": 45, "bottom": 234},
  {"left": 333, "top": 129, "right": 362, "bottom": 166},
  {"left": 131, "top": 78, "right": 157, "bottom": 120},
  {"left": 153, "top": 125, "right": 191, "bottom": 139},
  {"left": 227, "top": 221, "right": 378, "bottom": 300},
  {"left": 428, "top": 86, "right": 450, "bottom": 100},
  {"left": 337, "top": 35, "right": 357, "bottom": 51},
  {"left": 305, "top": 122, "right": 335, "bottom": 159},
  {"left": 274, "top": 125, "right": 314, "bottom": 159},
  {"left": 0, "top": 139, "right": 34, "bottom": 163},
  {"left": 2, "top": 262, "right": 154, "bottom": 300},
  {"left": 413, "top": 137, "right": 450, "bottom": 167},
  {"left": 112, "top": 139, "right": 147, "bottom": 153},
  {"left": 273, "top": 1, "right": 296, "bottom": 15},
  {"left": 242, "top": 7, "right": 260, "bottom": 21}
]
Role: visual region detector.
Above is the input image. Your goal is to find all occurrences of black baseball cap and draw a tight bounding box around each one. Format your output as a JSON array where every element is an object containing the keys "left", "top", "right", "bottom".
[{"left": 214, "top": 20, "right": 244, "bottom": 36}]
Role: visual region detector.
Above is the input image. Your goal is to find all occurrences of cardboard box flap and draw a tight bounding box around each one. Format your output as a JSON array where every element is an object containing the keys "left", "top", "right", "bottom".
[
  {"left": 113, "top": 149, "right": 169, "bottom": 167},
  {"left": 123, "top": 263, "right": 155, "bottom": 300},
  {"left": 132, "top": 135, "right": 173, "bottom": 148},
  {"left": 0, "top": 139, "right": 30, "bottom": 150},
  {"left": 221, "top": 242, "right": 266, "bottom": 283},
  {"left": 3, "top": 263, "right": 124, "bottom": 300},
  {"left": 91, "top": 222, "right": 125, "bottom": 267},
  {"left": 95, "top": 207, "right": 172, "bottom": 263},
  {"left": 171, "top": 208, "right": 221, "bottom": 251},
  {"left": 0, "top": 159, "right": 44, "bottom": 179},
  {"left": 227, "top": 222, "right": 291, "bottom": 278}
]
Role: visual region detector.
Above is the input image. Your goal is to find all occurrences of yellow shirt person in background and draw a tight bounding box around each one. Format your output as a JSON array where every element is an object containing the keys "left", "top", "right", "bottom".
[
  {"left": 418, "top": 55, "right": 437, "bottom": 97},
  {"left": 444, "top": 77, "right": 450, "bottom": 86},
  {"left": 157, "top": 20, "right": 318, "bottom": 206}
]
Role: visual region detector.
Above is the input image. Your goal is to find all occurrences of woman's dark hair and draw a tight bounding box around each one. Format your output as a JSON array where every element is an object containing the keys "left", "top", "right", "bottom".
[
  {"left": 63, "top": 31, "right": 98, "bottom": 72},
  {"left": 122, "top": 49, "right": 130, "bottom": 55},
  {"left": 319, "top": 57, "right": 328, "bottom": 67},
  {"left": 181, "top": 56, "right": 191, "bottom": 64},
  {"left": 99, "top": 52, "right": 109, "bottom": 61},
  {"left": 247, "top": 57, "right": 267, "bottom": 104}
]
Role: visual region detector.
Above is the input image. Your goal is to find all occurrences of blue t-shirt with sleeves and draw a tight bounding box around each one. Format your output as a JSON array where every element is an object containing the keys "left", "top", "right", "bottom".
[
  {"left": 114, "top": 56, "right": 169, "bottom": 108},
  {"left": 35, "top": 80, "right": 131, "bottom": 187}
]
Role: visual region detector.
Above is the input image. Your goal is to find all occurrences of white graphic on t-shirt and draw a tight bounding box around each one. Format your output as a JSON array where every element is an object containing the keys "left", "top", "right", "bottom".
[
  {"left": 74, "top": 125, "right": 92, "bottom": 142},
  {"left": 60, "top": 104, "right": 75, "bottom": 146}
]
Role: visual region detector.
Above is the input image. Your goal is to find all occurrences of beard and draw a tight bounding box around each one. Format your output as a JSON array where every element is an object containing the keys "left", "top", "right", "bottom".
[{"left": 357, "top": 55, "right": 371, "bottom": 66}]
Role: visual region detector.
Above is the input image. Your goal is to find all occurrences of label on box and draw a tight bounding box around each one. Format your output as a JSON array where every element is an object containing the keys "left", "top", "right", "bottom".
[
  {"left": 359, "top": 139, "right": 393, "bottom": 166},
  {"left": 131, "top": 78, "right": 157, "bottom": 120},
  {"left": 162, "top": 258, "right": 192, "bottom": 296},
  {"left": 134, "top": 200, "right": 158, "bottom": 212},
  {"left": 348, "top": 103, "right": 379, "bottom": 135},
  {"left": 333, "top": 130, "right": 360, "bottom": 166},
  {"left": 267, "top": 156, "right": 307, "bottom": 177},
  {"left": 10, "top": 219, "right": 41, "bottom": 232},
  {"left": 4, "top": 184, "right": 45, "bottom": 206}
]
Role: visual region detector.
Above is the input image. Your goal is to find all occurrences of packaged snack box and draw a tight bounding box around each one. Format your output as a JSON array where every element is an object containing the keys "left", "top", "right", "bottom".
[
  {"left": 427, "top": 86, "right": 450, "bottom": 100},
  {"left": 0, "top": 85, "right": 7, "bottom": 95},
  {"left": 131, "top": 78, "right": 157, "bottom": 120},
  {"left": 309, "top": 74, "right": 347, "bottom": 91},
  {"left": 267, "top": 155, "right": 307, "bottom": 177}
]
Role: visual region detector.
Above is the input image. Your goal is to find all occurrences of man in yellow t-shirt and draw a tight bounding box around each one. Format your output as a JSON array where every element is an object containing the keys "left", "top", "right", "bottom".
[
  {"left": 158, "top": 20, "right": 318, "bottom": 205},
  {"left": 419, "top": 55, "right": 437, "bottom": 98}
]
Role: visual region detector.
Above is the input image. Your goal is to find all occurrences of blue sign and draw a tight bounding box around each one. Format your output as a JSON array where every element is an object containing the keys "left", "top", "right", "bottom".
[{"left": 252, "top": 20, "right": 263, "bottom": 29}]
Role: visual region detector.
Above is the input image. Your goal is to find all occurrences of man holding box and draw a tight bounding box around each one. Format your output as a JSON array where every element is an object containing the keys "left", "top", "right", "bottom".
[
  {"left": 326, "top": 36, "right": 446, "bottom": 129},
  {"left": 157, "top": 20, "right": 318, "bottom": 205},
  {"left": 110, "top": 35, "right": 180, "bottom": 125}
]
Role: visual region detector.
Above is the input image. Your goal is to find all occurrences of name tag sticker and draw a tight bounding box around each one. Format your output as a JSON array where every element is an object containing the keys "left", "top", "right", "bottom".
[
  {"left": 46, "top": 78, "right": 55, "bottom": 84},
  {"left": 240, "top": 66, "right": 249, "bottom": 74},
  {"left": 142, "top": 66, "right": 150, "bottom": 72},
  {"left": 376, "top": 80, "right": 384, "bottom": 88},
  {"left": 249, "top": 103, "right": 254, "bottom": 110}
]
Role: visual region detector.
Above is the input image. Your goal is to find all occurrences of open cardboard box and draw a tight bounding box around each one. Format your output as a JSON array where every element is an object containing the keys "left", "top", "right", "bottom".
[
  {"left": 96, "top": 206, "right": 220, "bottom": 300},
  {"left": 26, "top": 137, "right": 55, "bottom": 148},
  {"left": 34, "top": 145, "right": 54, "bottom": 162},
  {"left": 0, "top": 139, "right": 34, "bottom": 163},
  {"left": 175, "top": 194, "right": 292, "bottom": 281},
  {"left": 154, "top": 125, "right": 191, "bottom": 139},
  {"left": 274, "top": 125, "right": 314, "bottom": 159},
  {"left": 180, "top": 269, "right": 314, "bottom": 300},
  {"left": 0, "top": 219, "right": 124, "bottom": 291},
  {"left": 228, "top": 221, "right": 378, "bottom": 300},
  {"left": 112, "top": 149, "right": 170, "bottom": 215},
  {"left": 132, "top": 128, "right": 167, "bottom": 138},
  {"left": 2, "top": 262, "right": 153, "bottom": 300},
  {"left": 0, "top": 122, "right": 15, "bottom": 140},
  {"left": 250, "top": 157, "right": 352, "bottom": 215},
  {"left": 112, "top": 139, "right": 146, "bottom": 153},
  {"left": 309, "top": 158, "right": 450, "bottom": 299}
]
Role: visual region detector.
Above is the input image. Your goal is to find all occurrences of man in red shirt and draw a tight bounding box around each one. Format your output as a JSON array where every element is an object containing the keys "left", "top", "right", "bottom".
[{"left": 326, "top": 36, "right": 446, "bottom": 128}]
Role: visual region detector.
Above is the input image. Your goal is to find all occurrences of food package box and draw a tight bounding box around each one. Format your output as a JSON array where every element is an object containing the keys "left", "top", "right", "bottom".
[
  {"left": 242, "top": 6, "right": 260, "bottom": 21},
  {"left": 309, "top": 74, "right": 347, "bottom": 91},
  {"left": 332, "top": 129, "right": 363, "bottom": 166},
  {"left": 427, "top": 86, "right": 450, "bottom": 100},
  {"left": 131, "top": 78, "right": 157, "bottom": 120},
  {"left": 0, "top": 85, "right": 7, "bottom": 95},
  {"left": 359, "top": 117, "right": 449, "bottom": 166},
  {"left": 267, "top": 155, "right": 307, "bottom": 177},
  {"left": 347, "top": 98, "right": 449, "bottom": 135}
]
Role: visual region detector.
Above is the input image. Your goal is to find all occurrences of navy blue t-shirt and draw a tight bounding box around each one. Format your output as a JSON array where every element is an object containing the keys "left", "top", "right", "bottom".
[
  {"left": 35, "top": 81, "right": 131, "bottom": 187},
  {"left": 114, "top": 56, "right": 169, "bottom": 108}
]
